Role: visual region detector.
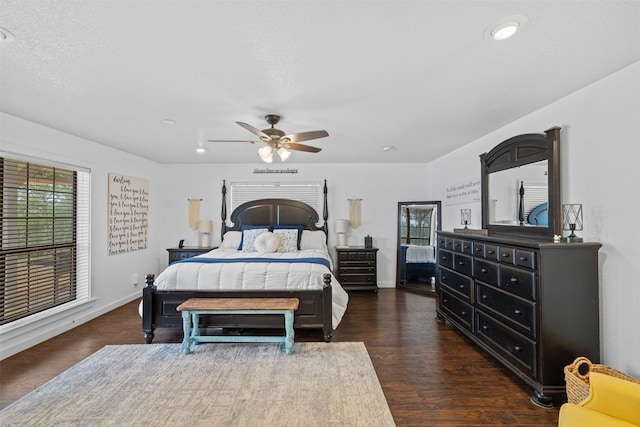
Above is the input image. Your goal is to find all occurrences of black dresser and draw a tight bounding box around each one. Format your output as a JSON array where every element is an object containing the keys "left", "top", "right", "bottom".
[
  {"left": 334, "top": 246, "right": 378, "bottom": 291},
  {"left": 435, "top": 231, "right": 601, "bottom": 406}
]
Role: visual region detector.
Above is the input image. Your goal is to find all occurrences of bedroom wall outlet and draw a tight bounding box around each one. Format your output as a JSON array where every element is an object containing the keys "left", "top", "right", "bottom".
[{"left": 132, "top": 273, "right": 138, "bottom": 286}]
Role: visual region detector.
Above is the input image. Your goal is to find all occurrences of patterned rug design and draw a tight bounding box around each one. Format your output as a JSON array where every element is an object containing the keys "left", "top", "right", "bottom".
[{"left": 0, "top": 342, "right": 395, "bottom": 427}]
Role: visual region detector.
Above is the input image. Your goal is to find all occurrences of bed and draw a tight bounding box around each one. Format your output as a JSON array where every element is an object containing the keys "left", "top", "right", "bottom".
[
  {"left": 141, "top": 181, "right": 348, "bottom": 343},
  {"left": 399, "top": 244, "right": 436, "bottom": 284}
]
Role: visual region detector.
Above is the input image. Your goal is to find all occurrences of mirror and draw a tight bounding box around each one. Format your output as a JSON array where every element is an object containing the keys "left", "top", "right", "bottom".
[
  {"left": 480, "top": 127, "right": 561, "bottom": 237},
  {"left": 396, "top": 201, "right": 441, "bottom": 295}
]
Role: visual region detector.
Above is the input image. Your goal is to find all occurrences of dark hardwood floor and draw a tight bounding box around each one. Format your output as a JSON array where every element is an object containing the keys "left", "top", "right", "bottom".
[{"left": 0, "top": 289, "right": 561, "bottom": 426}]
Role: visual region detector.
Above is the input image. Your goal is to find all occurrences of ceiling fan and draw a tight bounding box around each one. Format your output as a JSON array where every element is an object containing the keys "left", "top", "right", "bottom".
[{"left": 207, "top": 114, "right": 329, "bottom": 162}]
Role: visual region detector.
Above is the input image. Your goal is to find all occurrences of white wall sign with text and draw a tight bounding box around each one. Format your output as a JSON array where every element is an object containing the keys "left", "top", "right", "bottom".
[{"left": 108, "top": 173, "right": 149, "bottom": 255}]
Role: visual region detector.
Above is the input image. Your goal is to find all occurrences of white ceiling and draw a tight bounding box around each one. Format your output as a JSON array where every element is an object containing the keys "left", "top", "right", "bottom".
[{"left": 1, "top": 1, "right": 639, "bottom": 164}]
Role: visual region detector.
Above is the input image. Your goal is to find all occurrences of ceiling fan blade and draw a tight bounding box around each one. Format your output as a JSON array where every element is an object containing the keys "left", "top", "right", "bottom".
[
  {"left": 283, "top": 142, "right": 322, "bottom": 153},
  {"left": 282, "top": 130, "right": 329, "bottom": 143},
  {"left": 236, "top": 121, "right": 272, "bottom": 141}
]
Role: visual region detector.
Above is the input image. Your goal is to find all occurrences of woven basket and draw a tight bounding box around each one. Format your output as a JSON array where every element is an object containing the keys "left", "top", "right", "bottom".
[{"left": 564, "top": 356, "right": 640, "bottom": 404}]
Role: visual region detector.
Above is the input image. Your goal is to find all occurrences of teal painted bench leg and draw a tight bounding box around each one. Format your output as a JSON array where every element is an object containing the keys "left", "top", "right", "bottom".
[
  {"left": 284, "top": 310, "right": 295, "bottom": 355},
  {"left": 181, "top": 310, "right": 191, "bottom": 355}
]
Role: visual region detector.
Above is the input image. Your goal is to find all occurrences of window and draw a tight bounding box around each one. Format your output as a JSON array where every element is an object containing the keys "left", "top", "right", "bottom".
[
  {"left": 229, "top": 180, "right": 324, "bottom": 219},
  {"left": 0, "top": 156, "right": 90, "bottom": 326},
  {"left": 400, "top": 206, "right": 434, "bottom": 246}
]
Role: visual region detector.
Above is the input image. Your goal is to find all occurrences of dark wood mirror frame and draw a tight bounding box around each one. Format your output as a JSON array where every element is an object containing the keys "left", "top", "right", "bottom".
[{"left": 480, "top": 126, "right": 561, "bottom": 238}]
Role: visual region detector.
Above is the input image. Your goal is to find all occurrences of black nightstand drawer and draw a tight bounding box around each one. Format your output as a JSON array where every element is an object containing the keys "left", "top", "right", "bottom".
[{"left": 167, "top": 247, "right": 216, "bottom": 264}]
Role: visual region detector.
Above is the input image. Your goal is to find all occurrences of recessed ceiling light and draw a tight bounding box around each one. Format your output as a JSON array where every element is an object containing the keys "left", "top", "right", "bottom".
[
  {"left": 0, "top": 27, "right": 15, "bottom": 42},
  {"left": 196, "top": 146, "right": 206, "bottom": 154},
  {"left": 162, "top": 119, "right": 176, "bottom": 125},
  {"left": 383, "top": 146, "right": 396, "bottom": 151},
  {"left": 486, "top": 15, "right": 528, "bottom": 41}
]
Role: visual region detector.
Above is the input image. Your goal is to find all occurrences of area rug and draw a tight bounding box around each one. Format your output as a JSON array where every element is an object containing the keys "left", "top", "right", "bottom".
[{"left": 0, "top": 342, "right": 395, "bottom": 427}]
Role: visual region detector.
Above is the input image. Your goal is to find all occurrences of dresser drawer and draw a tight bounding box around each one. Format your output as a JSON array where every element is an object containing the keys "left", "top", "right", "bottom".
[
  {"left": 339, "top": 251, "right": 376, "bottom": 262},
  {"left": 472, "top": 242, "right": 499, "bottom": 261},
  {"left": 453, "top": 252, "right": 473, "bottom": 276},
  {"left": 439, "top": 267, "right": 472, "bottom": 302},
  {"left": 440, "top": 289, "right": 473, "bottom": 332},
  {"left": 438, "top": 249, "right": 454, "bottom": 269},
  {"left": 500, "top": 265, "right": 536, "bottom": 301},
  {"left": 475, "top": 311, "right": 536, "bottom": 378},
  {"left": 474, "top": 258, "right": 499, "bottom": 286},
  {"left": 476, "top": 283, "right": 536, "bottom": 338},
  {"left": 499, "top": 246, "right": 515, "bottom": 264},
  {"left": 515, "top": 249, "right": 536, "bottom": 269},
  {"left": 338, "top": 272, "right": 376, "bottom": 285},
  {"left": 437, "top": 235, "right": 451, "bottom": 249},
  {"left": 452, "top": 238, "right": 473, "bottom": 255}
]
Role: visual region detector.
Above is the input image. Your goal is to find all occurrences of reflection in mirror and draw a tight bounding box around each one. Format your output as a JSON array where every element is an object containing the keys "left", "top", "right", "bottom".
[
  {"left": 397, "top": 201, "right": 441, "bottom": 296},
  {"left": 488, "top": 160, "right": 548, "bottom": 226}
]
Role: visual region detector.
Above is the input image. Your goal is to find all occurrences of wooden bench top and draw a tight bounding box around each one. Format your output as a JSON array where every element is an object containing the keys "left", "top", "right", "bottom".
[{"left": 177, "top": 297, "right": 300, "bottom": 312}]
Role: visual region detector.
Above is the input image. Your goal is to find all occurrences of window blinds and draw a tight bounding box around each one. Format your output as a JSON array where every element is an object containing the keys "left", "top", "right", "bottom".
[
  {"left": 229, "top": 180, "right": 324, "bottom": 219},
  {"left": 0, "top": 156, "right": 90, "bottom": 326}
]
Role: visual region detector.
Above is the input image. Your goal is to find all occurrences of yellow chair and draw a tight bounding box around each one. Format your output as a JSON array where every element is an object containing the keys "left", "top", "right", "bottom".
[{"left": 558, "top": 371, "right": 640, "bottom": 427}]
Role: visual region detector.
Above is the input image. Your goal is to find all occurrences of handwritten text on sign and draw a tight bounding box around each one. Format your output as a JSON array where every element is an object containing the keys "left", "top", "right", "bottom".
[
  {"left": 444, "top": 180, "right": 481, "bottom": 206},
  {"left": 108, "top": 174, "right": 149, "bottom": 255}
]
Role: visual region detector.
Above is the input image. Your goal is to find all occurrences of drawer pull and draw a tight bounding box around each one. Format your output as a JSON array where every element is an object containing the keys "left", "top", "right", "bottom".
[
  {"left": 482, "top": 325, "right": 489, "bottom": 331},
  {"left": 461, "top": 311, "right": 467, "bottom": 316},
  {"left": 441, "top": 256, "right": 449, "bottom": 261},
  {"left": 442, "top": 275, "right": 447, "bottom": 281},
  {"left": 502, "top": 253, "right": 511, "bottom": 258},
  {"left": 519, "top": 256, "right": 528, "bottom": 261},
  {"left": 475, "top": 247, "right": 482, "bottom": 252},
  {"left": 458, "top": 261, "right": 465, "bottom": 266},
  {"left": 481, "top": 268, "right": 488, "bottom": 273},
  {"left": 481, "top": 294, "right": 488, "bottom": 300},
  {"left": 487, "top": 250, "right": 495, "bottom": 254},
  {"left": 443, "top": 298, "right": 449, "bottom": 303},
  {"left": 459, "top": 284, "right": 466, "bottom": 289},
  {"left": 463, "top": 245, "right": 470, "bottom": 250},
  {"left": 514, "top": 309, "right": 522, "bottom": 315},
  {"left": 510, "top": 277, "right": 519, "bottom": 283},
  {"left": 514, "top": 346, "right": 522, "bottom": 352}
]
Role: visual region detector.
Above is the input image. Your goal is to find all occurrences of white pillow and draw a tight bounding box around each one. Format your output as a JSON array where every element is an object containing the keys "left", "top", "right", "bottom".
[
  {"left": 254, "top": 232, "right": 280, "bottom": 253},
  {"left": 273, "top": 229, "right": 299, "bottom": 253},
  {"left": 219, "top": 231, "right": 242, "bottom": 249},
  {"left": 300, "top": 230, "right": 328, "bottom": 251},
  {"left": 240, "top": 228, "right": 269, "bottom": 253}
]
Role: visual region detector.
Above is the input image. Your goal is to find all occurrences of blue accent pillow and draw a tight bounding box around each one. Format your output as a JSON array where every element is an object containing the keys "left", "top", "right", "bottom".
[
  {"left": 272, "top": 225, "right": 305, "bottom": 250},
  {"left": 238, "top": 225, "right": 270, "bottom": 250}
]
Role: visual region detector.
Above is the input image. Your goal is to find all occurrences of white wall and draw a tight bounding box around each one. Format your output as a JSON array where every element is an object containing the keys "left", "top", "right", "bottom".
[
  {"left": 0, "top": 113, "right": 163, "bottom": 359},
  {"left": 428, "top": 61, "right": 640, "bottom": 376}
]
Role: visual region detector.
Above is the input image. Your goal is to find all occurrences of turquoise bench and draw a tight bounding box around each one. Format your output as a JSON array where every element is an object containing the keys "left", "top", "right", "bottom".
[{"left": 176, "top": 297, "right": 300, "bottom": 355}]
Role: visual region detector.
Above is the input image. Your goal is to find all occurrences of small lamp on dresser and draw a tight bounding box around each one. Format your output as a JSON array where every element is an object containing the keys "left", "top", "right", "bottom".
[
  {"left": 461, "top": 209, "right": 471, "bottom": 229},
  {"left": 563, "top": 204, "right": 583, "bottom": 243}
]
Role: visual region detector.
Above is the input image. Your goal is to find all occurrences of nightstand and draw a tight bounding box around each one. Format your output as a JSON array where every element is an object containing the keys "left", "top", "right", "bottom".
[
  {"left": 334, "top": 246, "right": 378, "bottom": 292},
  {"left": 167, "top": 247, "right": 216, "bottom": 264}
]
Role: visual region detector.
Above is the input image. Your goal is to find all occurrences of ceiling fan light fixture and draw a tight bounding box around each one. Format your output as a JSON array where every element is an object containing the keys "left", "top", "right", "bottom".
[
  {"left": 258, "top": 145, "right": 273, "bottom": 163},
  {"left": 277, "top": 147, "right": 291, "bottom": 161}
]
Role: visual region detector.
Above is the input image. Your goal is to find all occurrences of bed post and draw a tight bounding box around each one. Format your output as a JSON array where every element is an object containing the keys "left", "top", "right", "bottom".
[
  {"left": 322, "top": 179, "right": 329, "bottom": 242},
  {"left": 221, "top": 179, "right": 227, "bottom": 240},
  {"left": 322, "top": 273, "right": 332, "bottom": 342},
  {"left": 142, "top": 274, "right": 155, "bottom": 344}
]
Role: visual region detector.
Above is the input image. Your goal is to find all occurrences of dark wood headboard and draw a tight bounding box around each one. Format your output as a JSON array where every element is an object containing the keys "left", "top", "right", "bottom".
[{"left": 220, "top": 180, "right": 329, "bottom": 239}]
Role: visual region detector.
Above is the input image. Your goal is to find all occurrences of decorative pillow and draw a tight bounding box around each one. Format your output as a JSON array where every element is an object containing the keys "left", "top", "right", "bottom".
[
  {"left": 300, "top": 230, "right": 328, "bottom": 251},
  {"left": 240, "top": 227, "right": 269, "bottom": 252},
  {"left": 219, "top": 231, "right": 242, "bottom": 249},
  {"left": 254, "top": 232, "right": 280, "bottom": 253},
  {"left": 239, "top": 225, "right": 269, "bottom": 251},
  {"left": 272, "top": 225, "right": 305, "bottom": 249},
  {"left": 274, "top": 228, "right": 299, "bottom": 253}
]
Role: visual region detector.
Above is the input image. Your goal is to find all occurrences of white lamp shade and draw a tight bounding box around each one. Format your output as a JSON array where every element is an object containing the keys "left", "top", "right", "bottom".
[
  {"left": 335, "top": 219, "right": 350, "bottom": 233},
  {"left": 198, "top": 219, "right": 213, "bottom": 233}
]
